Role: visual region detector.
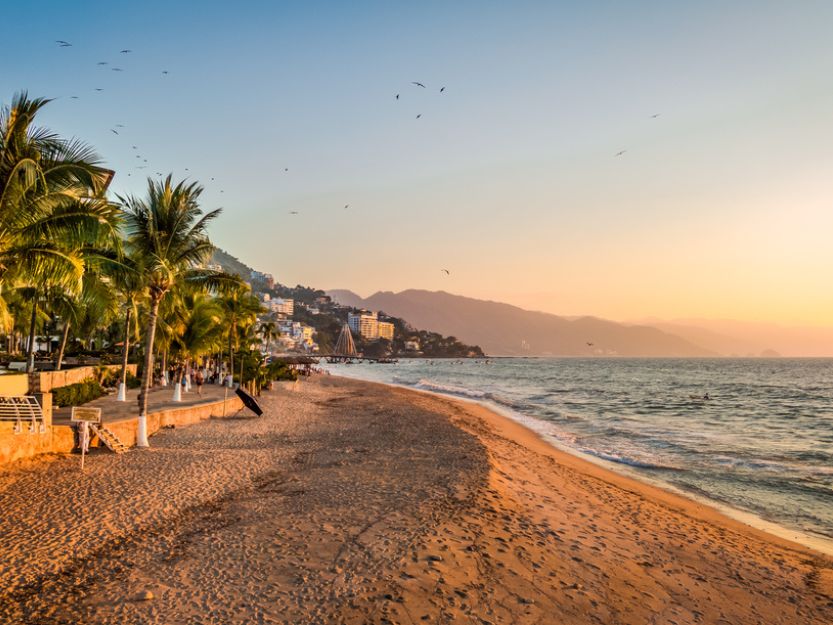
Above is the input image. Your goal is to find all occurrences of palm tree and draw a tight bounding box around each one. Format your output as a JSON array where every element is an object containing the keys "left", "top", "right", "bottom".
[
  {"left": 258, "top": 320, "right": 277, "bottom": 355},
  {"left": 120, "top": 175, "right": 238, "bottom": 446},
  {"left": 103, "top": 254, "right": 144, "bottom": 396},
  {"left": 170, "top": 292, "right": 224, "bottom": 393},
  {"left": 0, "top": 92, "right": 119, "bottom": 371},
  {"left": 219, "top": 285, "right": 263, "bottom": 385}
]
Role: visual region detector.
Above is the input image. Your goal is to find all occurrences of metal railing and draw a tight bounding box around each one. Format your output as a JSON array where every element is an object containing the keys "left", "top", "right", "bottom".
[{"left": 0, "top": 396, "right": 45, "bottom": 434}]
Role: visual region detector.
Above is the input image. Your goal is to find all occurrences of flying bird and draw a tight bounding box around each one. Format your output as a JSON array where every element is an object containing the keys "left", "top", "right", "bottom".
[
  {"left": 55, "top": 40, "right": 72, "bottom": 47},
  {"left": 111, "top": 67, "right": 124, "bottom": 72},
  {"left": 416, "top": 114, "right": 421, "bottom": 119},
  {"left": 284, "top": 168, "right": 288, "bottom": 172},
  {"left": 210, "top": 177, "right": 215, "bottom": 181},
  {"left": 120, "top": 49, "right": 132, "bottom": 53},
  {"left": 441, "top": 269, "right": 450, "bottom": 275},
  {"left": 132, "top": 145, "right": 137, "bottom": 149},
  {"left": 614, "top": 150, "right": 627, "bottom": 157},
  {"left": 344, "top": 204, "right": 349, "bottom": 209},
  {"left": 110, "top": 129, "right": 119, "bottom": 135},
  {"left": 440, "top": 87, "right": 445, "bottom": 93},
  {"left": 94, "top": 88, "right": 104, "bottom": 92},
  {"left": 161, "top": 70, "right": 169, "bottom": 75},
  {"left": 650, "top": 113, "right": 661, "bottom": 118},
  {"left": 395, "top": 94, "right": 399, "bottom": 100},
  {"left": 586, "top": 342, "right": 594, "bottom": 346},
  {"left": 411, "top": 82, "right": 426, "bottom": 88},
  {"left": 97, "top": 61, "right": 108, "bottom": 66},
  {"left": 115, "top": 124, "right": 125, "bottom": 128},
  {"left": 289, "top": 211, "right": 298, "bottom": 215},
  {"left": 70, "top": 96, "right": 79, "bottom": 100}
]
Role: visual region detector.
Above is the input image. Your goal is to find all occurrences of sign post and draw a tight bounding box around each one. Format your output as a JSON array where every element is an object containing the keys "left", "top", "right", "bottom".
[{"left": 71, "top": 407, "right": 102, "bottom": 471}]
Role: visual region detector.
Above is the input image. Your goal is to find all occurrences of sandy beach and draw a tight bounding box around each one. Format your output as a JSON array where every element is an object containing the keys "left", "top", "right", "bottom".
[{"left": 1, "top": 375, "right": 831, "bottom": 625}]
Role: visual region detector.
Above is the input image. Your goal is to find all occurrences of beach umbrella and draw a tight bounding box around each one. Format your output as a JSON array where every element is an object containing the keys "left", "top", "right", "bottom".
[{"left": 235, "top": 386, "right": 263, "bottom": 416}]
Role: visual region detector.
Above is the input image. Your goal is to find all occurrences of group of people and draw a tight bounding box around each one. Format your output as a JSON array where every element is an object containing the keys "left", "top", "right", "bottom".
[{"left": 153, "top": 365, "right": 237, "bottom": 395}]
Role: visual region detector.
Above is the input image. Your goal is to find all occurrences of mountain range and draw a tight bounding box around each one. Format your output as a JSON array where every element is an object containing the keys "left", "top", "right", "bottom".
[
  {"left": 211, "top": 249, "right": 831, "bottom": 357},
  {"left": 327, "top": 289, "right": 833, "bottom": 357},
  {"left": 328, "top": 289, "right": 716, "bottom": 357}
]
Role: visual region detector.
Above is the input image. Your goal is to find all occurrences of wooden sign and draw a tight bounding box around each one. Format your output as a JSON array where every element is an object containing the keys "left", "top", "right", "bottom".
[{"left": 71, "top": 406, "right": 102, "bottom": 424}]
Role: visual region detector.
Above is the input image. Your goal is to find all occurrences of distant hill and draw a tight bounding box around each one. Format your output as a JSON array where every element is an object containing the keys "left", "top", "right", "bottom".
[
  {"left": 648, "top": 318, "right": 833, "bottom": 357},
  {"left": 328, "top": 289, "right": 715, "bottom": 357},
  {"left": 211, "top": 249, "right": 254, "bottom": 279}
]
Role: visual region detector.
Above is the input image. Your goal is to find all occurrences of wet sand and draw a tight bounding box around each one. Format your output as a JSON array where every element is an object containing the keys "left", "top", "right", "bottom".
[{"left": 0, "top": 376, "right": 831, "bottom": 624}]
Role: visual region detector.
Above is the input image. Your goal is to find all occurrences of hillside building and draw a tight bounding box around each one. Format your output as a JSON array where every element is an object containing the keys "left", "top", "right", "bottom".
[{"left": 347, "top": 311, "right": 395, "bottom": 342}]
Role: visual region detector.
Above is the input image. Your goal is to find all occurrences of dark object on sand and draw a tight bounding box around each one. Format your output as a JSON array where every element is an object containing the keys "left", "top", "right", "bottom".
[{"left": 235, "top": 386, "right": 263, "bottom": 416}]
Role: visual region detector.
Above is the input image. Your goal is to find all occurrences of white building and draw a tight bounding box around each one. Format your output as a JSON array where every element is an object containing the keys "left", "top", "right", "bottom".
[
  {"left": 347, "top": 311, "right": 395, "bottom": 342},
  {"left": 348, "top": 311, "right": 378, "bottom": 340},
  {"left": 270, "top": 297, "right": 294, "bottom": 317}
]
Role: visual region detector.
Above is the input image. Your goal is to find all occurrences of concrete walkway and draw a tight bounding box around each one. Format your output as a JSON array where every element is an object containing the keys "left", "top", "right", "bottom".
[{"left": 53, "top": 383, "right": 238, "bottom": 425}]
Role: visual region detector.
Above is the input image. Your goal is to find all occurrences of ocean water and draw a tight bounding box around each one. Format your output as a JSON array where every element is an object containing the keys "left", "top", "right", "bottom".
[{"left": 324, "top": 358, "right": 833, "bottom": 544}]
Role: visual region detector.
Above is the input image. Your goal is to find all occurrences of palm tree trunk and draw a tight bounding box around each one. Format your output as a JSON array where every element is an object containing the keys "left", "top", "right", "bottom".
[
  {"left": 25, "top": 296, "right": 38, "bottom": 373},
  {"left": 55, "top": 321, "right": 70, "bottom": 371},
  {"left": 120, "top": 307, "right": 132, "bottom": 386},
  {"left": 137, "top": 295, "right": 161, "bottom": 447},
  {"left": 228, "top": 322, "right": 235, "bottom": 386}
]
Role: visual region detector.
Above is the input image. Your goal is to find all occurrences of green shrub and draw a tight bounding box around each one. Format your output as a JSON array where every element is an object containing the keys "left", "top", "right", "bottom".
[{"left": 52, "top": 379, "right": 106, "bottom": 407}]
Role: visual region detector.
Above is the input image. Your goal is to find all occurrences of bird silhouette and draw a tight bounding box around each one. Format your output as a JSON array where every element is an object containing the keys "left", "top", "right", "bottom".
[
  {"left": 651, "top": 113, "right": 661, "bottom": 118},
  {"left": 97, "top": 61, "right": 108, "bottom": 66},
  {"left": 416, "top": 114, "right": 422, "bottom": 119},
  {"left": 441, "top": 269, "right": 450, "bottom": 275},
  {"left": 161, "top": 70, "right": 169, "bottom": 75},
  {"left": 120, "top": 49, "right": 132, "bottom": 53},
  {"left": 586, "top": 342, "right": 594, "bottom": 346},
  {"left": 440, "top": 87, "right": 445, "bottom": 93},
  {"left": 289, "top": 211, "right": 298, "bottom": 215},
  {"left": 111, "top": 67, "right": 124, "bottom": 72},
  {"left": 56, "top": 40, "right": 72, "bottom": 47},
  {"left": 395, "top": 94, "right": 399, "bottom": 100},
  {"left": 614, "top": 150, "right": 627, "bottom": 157},
  {"left": 344, "top": 204, "right": 349, "bottom": 209},
  {"left": 115, "top": 124, "right": 125, "bottom": 128},
  {"left": 284, "top": 168, "right": 289, "bottom": 172},
  {"left": 110, "top": 129, "right": 119, "bottom": 135},
  {"left": 132, "top": 145, "right": 137, "bottom": 149},
  {"left": 70, "top": 96, "right": 79, "bottom": 100},
  {"left": 411, "top": 82, "right": 426, "bottom": 88},
  {"left": 94, "top": 88, "right": 104, "bottom": 92},
  {"left": 210, "top": 177, "right": 215, "bottom": 181}
]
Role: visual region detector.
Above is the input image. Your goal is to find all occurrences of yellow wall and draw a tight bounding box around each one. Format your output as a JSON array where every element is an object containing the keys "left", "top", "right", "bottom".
[{"left": 0, "top": 373, "right": 30, "bottom": 396}]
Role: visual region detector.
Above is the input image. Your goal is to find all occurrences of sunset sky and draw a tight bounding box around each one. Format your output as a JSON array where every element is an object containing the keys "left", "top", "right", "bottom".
[{"left": 3, "top": 1, "right": 833, "bottom": 325}]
